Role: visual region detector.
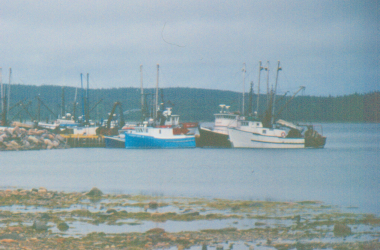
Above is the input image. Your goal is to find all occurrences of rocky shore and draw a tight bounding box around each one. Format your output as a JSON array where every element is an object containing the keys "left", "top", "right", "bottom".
[
  {"left": 0, "top": 187, "right": 379, "bottom": 249},
  {"left": 0, "top": 123, "right": 68, "bottom": 151}
]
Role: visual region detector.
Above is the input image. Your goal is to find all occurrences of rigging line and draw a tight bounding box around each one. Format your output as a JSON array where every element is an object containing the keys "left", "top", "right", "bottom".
[{"left": 161, "top": 22, "right": 185, "bottom": 48}]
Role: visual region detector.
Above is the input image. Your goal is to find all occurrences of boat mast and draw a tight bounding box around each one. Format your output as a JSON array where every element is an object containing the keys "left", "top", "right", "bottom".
[
  {"left": 256, "top": 61, "right": 263, "bottom": 116},
  {"left": 264, "top": 61, "right": 270, "bottom": 109},
  {"left": 86, "top": 73, "right": 90, "bottom": 124},
  {"left": 7, "top": 68, "right": 11, "bottom": 114},
  {"left": 242, "top": 63, "right": 246, "bottom": 115},
  {"left": 248, "top": 81, "right": 253, "bottom": 116},
  {"left": 155, "top": 64, "right": 159, "bottom": 120},
  {"left": 61, "top": 87, "right": 65, "bottom": 117},
  {"left": 140, "top": 65, "right": 144, "bottom": 122},
  {"left": 80, "top": 73, "right": 85, "bottom": 122},
  {"left": 73, "top": 88, "right": 78, "bottom": 121},
  {"left": 271, "top": 61, "right": 282, "bottom": 125}
]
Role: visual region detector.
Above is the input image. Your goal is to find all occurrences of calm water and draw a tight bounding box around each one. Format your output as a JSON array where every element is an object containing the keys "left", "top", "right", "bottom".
[{"left": 1, "top": 123, "right": 379, "bottom": 215}]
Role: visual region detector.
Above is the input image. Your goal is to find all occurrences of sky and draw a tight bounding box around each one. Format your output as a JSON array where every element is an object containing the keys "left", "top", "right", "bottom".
[{"left": 0, "top": 0, "right": 378, "bottom": 96}]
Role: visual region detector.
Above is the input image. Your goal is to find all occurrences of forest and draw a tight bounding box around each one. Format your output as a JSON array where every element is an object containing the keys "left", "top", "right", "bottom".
[{"left": 1, "top": 84, "right": 379, "bottom": 124}]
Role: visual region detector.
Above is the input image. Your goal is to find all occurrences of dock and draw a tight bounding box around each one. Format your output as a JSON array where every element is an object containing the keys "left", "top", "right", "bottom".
[{"left": 61, "top": 135, "right": 105, "bottom": 148}]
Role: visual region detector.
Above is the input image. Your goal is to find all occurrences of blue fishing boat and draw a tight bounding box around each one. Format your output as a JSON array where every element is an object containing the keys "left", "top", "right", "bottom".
[{"left": 124, "top": 124, "right": 195, "bottom": 149}]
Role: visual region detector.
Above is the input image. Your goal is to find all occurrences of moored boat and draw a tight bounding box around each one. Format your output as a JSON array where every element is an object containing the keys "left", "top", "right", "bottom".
[
  {"left": 196, "top": 104, "right": 239, "bottom": 148},
  {"left": 227, "top": 61, "right": 326, "bottom": 149},
  {"left": 228, "top": 118, "right": 305, "bottom": 148},
  {"left": 124, "top": 123, "right": 195, "bottom": 149}
]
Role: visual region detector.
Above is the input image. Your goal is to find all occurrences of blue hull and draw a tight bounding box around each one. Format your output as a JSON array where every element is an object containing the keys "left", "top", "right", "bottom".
[
  {"left": 104, "top": 136, "right": 125, "bottom": 148},
  {"left": 125, "top": 133, "right": 195, "bottom": 149}
]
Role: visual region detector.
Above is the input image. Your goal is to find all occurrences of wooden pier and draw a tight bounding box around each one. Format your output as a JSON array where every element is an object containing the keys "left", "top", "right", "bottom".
[{"left": 61, "top": 135, "right": 105, "bottom": 148}]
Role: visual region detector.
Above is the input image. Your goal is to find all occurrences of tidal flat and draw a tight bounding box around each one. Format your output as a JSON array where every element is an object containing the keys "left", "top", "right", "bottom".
[{"left": 0, "top": 188, "right": 379, "bottom": 250}]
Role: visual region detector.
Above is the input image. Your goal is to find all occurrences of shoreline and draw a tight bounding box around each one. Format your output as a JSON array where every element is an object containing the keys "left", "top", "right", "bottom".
[{"left": 0, "top": 187, "right": 379, "bottom": 249}]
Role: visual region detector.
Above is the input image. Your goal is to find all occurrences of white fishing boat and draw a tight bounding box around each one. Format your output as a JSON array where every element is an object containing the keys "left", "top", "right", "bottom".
[
  {"left": 228, "top": 61, "right": 326, "bottom": 149},
  {"left": 228, "top": 119, "right": 305, "bottom": 148}
]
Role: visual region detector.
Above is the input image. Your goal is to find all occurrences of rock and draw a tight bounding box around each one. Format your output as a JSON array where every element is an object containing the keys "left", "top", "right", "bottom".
[
  {"left": 0, "top": 239, "right": 18, "bottom": 243},
  {"left": 22, "top": 140, "right": 30, "bottom": 147},
  {"left": 87, "top": 187, "right": 103, "bottom": 197},
  {"left": 146, "top": 228, "right": 165, "bottom": 234},
  {"left": 32, "top": 220, "right": 48, "bottom": 231},
  {"left": 106, "top": 209, "right": 117, "bottom": 214},
  {"left": 28, "top": 136, "right": 39, "bottom": 144},
  {"left": 44, "top": 139, "right": 52, "bottom": 146},
  {"left": 55, "top": 134, "right": 66, "bottom": 142},
  {"left": 38, "top": 187, "right": 47, "bottom": 194},
  {"left": 41, "top": 213, "right": 51, "bottom": 219},
  {"left": 334, "top": 223, "right": 351, "bottom": 237},
  {"left": 148, "top": 201, "right": 158, "bottom": 209},
  {"left": 13, "top": 126, "right": 21, "bottom": 136},
  {"left": 57, "top": 222, "right": 69, "bottom": 232}
]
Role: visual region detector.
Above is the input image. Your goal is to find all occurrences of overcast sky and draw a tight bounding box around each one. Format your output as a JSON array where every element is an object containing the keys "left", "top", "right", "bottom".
[{"left": 0, "top": 0, "right": 378, "bottom": 96}]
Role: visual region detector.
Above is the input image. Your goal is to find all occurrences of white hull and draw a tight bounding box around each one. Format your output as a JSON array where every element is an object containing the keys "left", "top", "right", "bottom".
[{"left": 228, "top": 128, "right": 305, "bottom": 149}]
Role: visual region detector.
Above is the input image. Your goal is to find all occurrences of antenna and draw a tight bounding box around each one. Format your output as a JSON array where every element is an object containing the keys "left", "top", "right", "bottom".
[
  {"left": 225, "top": 106, "right": 230, "bottom": 113},
  {"left": 219, "top": 104, "right": 225, "bottom": 113}
]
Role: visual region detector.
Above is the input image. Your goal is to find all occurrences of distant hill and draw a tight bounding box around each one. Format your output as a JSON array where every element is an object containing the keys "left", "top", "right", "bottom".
[{"left": 1, "top": 84, "right": 379, "bottom": 124}]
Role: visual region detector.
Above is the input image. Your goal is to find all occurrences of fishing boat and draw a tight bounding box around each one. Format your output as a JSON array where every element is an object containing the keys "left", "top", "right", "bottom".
[
  {"left": 227, "top": 61, "right": 326, "bottom": 149},
  {"left": 104, "top": 125, "right": 135, "bottom": 148},
  {"left": 196, "top": 63, "right": 249, "bottom": 148},
  {"left": 228, "top": 119, "right": 305, "bottom": 148},
  {"left": 196, "top": 104, "right": 239, "bottom": 148},
  {"left": 125, "top": 122, "right": 195, "bottom": 149},
  {"left": 228, "top": 119, "right": 326, "bottom": 149},
  {"left": 38, "top": 115, "right": 80, "bottom": 130}
]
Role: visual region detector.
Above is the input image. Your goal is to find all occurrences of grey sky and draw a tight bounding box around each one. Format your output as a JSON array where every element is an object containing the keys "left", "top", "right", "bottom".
[{"left": 1, "top": 0, "right": 378, "bottom": 96}]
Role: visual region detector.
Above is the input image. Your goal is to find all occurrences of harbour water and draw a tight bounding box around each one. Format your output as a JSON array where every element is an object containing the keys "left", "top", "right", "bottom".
[{"left": 1, "top": 123, "right": 379, "bottom": 215}]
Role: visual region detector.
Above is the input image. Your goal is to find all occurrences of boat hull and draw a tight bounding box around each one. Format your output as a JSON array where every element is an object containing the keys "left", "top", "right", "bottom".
[
  {"left": 196, "top": 127, "right": 231, "bottom": 148},
  {"left": 228, "top": 128, "right": 305, "bottom": 149},
  {"left": 305, "top": 135, "right": 327, "bottom": 148},
  {"left": 104, "top": 136, "right": 125, "bottom": 148},
  {"left": 125, "top": 133, "right": 195, "bottom": 149}
]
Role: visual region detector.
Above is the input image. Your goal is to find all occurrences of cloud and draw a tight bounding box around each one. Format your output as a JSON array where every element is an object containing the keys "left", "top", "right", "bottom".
[{"left": 0, "top": 0, "right": 378, "bottom": 96}]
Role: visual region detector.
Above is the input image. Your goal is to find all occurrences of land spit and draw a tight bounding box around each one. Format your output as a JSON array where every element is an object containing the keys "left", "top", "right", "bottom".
[
  {"left": 0, "top": 123, "right": 69, "bottom": 151},
  {"left": 0, "top": 188, "right": 379, "bottom": 250}
]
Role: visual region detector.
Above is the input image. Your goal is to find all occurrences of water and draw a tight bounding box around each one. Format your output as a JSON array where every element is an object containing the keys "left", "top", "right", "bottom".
[{"left": 0, "top": 123, "right": 379, "bottom": 215}]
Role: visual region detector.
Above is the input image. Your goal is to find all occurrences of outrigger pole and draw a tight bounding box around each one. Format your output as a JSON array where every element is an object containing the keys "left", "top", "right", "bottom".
[
  {"left": 271, "top": 61, "right": 282, "bottom": 125},
  {"left": 140, "top": 65, "right": 144, "bottom": 122},
  {"left": 242, "top": 63, "right": 246, "bottom": 115},
  {"left": 155, "top": 64, "right": 159, "bottom": 120},
  {"left": 264, "top": 61, "right": 270, "bottom": 109},
  {"left": 256, "top": 61, "right": 264, "bottom": 115}
]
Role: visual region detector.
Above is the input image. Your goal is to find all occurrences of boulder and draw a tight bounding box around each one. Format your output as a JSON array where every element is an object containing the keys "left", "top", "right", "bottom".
[
  {"left": 334, "top": 223, "right": 351, "bottom": 237},
  {"left": 28, "top": 136, "right": 39, "bottom": 144},
  {"left": 32, "top": 220, "right": 48, "bottom": 231},
  {"left": 57, "top": 222, "right": 69, "bottom": 232},
  {"left": 87, "top": 187, "right": 103, "bottom": 197}
]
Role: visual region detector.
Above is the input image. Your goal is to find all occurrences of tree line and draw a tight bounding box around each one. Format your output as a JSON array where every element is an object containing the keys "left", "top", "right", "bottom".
[{"left": 1, "top": 84, "right": 379, "bottom": 124}]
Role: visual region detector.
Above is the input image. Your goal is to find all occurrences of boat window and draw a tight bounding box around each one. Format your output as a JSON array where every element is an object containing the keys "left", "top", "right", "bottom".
[
  {"left": 257, "top": 123, "right": 260, "bottom": 126},
  {"left": 241, "top": 121, "right": 249, "bottom": 126},
  {"left": 263, "top": 130, "right": 266, "bottom": 134},
  {"left": 159, "top": 130, "right": 161, "bottom": 134}
]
